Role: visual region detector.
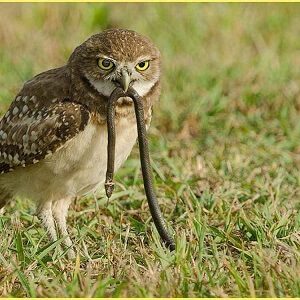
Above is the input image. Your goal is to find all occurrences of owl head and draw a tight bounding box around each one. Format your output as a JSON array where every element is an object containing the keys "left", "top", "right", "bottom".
[{"left": 69, "top": 29, "right": 161, "bottom": 98}]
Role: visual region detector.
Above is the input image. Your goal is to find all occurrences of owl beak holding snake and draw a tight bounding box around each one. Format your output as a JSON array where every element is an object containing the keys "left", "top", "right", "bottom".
[{"left": 119, "top": 68, "right": 131, "bottom": 92}]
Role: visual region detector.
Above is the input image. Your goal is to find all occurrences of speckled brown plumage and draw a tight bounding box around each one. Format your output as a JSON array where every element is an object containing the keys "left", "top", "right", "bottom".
[
  {"left": 0, "top": 28, "right": 161, "bottom": 258},
  {"left": 0, "top": 95, "right": 90, "bottom": 173},
  {"left": 0, "top": 29, "right": 160, "bottom": 174}
]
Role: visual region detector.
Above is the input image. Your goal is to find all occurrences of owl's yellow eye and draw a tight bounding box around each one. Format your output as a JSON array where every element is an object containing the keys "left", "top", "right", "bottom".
[
  {"left": 98, "top": 58, "right": 115, "bottom": 70},
  {"left": 136, "top": 61, "right": 150, "bottom": 71}
]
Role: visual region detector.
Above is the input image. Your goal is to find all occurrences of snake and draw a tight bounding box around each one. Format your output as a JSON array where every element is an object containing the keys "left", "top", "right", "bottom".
[{"left": 105, "top": 86, "right": 175, "bottom": 251}]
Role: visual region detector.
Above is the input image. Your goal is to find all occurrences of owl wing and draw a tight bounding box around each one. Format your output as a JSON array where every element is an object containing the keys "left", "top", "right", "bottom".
[{"left": 0, "top": 93, "right": 90, "bottom": 174}]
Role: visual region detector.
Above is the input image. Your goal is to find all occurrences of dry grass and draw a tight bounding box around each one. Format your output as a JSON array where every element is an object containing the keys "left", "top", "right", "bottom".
[{"left": 0, "top": 3, "right": 300, "bottom": 297}]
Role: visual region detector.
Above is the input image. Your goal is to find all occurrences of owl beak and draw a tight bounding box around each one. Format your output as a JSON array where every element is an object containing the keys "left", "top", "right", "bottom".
[{"left": 120, "top": 69, "right": 131, "bottom": 93}]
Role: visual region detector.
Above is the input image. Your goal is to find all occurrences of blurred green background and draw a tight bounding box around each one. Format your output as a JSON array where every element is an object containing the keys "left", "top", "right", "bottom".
[{"left": 0, "top": 3, "right": 299, "bottom": 297}]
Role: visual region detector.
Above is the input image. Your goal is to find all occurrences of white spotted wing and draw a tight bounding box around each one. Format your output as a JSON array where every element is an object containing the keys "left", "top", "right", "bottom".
[{"left": 0, "top": 95, "right": 90, "bottom": 174}]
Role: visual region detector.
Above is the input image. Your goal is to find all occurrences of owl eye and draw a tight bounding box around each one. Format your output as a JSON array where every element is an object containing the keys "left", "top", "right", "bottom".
[
  {"left": 136, "top": 61, "right": 150, "bottom": 71},
  {"left": 98, "top": 58, "right": 115, "bottom": 71}
]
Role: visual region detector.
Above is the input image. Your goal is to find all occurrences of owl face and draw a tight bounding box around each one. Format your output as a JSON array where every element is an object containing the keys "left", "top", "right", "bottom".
[{"left": 69, "top": 29, "right": 161, "bottom": 97}]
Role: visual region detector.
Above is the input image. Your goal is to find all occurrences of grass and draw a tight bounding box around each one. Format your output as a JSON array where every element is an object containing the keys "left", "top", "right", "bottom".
[{"left": 0, "top": 3, "right": 300, "bottom": 297}]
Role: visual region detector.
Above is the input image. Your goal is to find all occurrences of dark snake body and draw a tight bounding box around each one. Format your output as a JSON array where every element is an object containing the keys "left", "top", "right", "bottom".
[{"left": 105, "top": 87, "right": 175, "bottom": 251}]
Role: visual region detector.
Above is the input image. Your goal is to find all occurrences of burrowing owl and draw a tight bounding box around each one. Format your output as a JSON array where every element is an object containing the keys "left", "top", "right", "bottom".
[{"left": 0, "top": 29, "right": 161, "bottom": 258}]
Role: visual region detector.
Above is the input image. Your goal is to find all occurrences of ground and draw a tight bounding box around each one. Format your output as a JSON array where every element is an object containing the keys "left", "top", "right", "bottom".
[{"left": 0, "top": 3, "right": 299, "bottom": 297}]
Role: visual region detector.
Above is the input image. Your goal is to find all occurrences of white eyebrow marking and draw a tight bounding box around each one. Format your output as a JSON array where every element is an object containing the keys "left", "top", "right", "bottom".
[{"left": 98, "top": 55, "right": 118, "bottom": 64}]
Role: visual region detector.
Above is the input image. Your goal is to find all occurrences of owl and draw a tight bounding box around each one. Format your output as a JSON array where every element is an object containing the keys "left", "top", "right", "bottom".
[{"left": 0, "top": 29, "right": 161, "bottom": 258}]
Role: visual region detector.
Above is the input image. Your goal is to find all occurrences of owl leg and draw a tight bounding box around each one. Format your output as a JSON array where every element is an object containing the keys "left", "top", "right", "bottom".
[
  {"left": 37, "top": 201, "right": 58, "bottom": 242},
  {"left": 0, "top": 198, "right": 7, "bottom": 214},
  {"left": 0, "top": 201, "right": 7, "bottom": 214},
  {"left": 0, "top": 191, "right": 10, "bottom": 215},
  {"left": 52, "top": 197, "right": 75, "bottom": 259}
]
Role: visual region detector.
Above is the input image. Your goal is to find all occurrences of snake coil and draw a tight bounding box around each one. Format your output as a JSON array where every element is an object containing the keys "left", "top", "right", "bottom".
[{"left": 105, "top": 87, "right": 175, "bottom": 251}]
